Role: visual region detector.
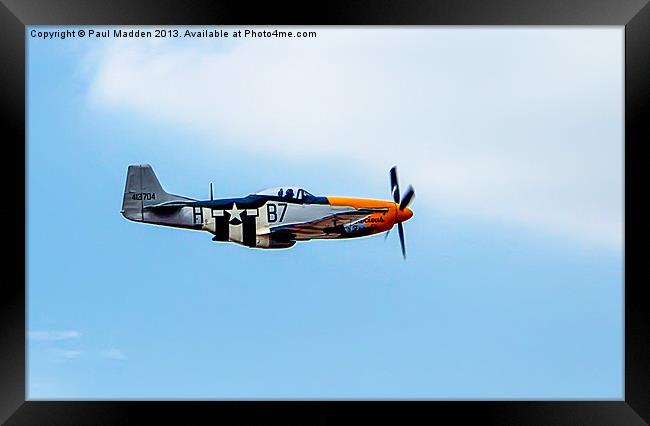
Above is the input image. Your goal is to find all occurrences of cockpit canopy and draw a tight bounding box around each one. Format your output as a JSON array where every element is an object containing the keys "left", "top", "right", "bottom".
[{"left": 253, "top": 186, "right": 315, "bottom": 201}]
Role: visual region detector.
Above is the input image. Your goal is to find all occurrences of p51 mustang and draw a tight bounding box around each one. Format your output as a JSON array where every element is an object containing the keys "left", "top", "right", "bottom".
[{"left": 121, "top": 165, "right": 415, "bottom": 257}]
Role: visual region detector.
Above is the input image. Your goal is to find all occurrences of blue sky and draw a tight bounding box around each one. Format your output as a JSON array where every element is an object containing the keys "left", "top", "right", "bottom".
[{"left": 27, "top": 27, "right": 623, "bottom": 399}]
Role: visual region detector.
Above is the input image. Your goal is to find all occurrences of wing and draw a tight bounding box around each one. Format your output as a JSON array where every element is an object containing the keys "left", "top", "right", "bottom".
[{"left": 270, "top": 208, "right": 388, "bottom": 240}]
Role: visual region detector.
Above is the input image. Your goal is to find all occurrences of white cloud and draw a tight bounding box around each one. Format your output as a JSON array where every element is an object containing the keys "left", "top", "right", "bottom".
[
  {"left": 50, "top": 349, "right": 83, "bottom": 359},
  {"left": 101, "top": 348, "right": 127, "bottom": 360},
  {"left": 87, "top": 27, "right": 623, "bottom": 249},
  {"left": 29, "top": 330, "right": 81, "bottom": 341}
]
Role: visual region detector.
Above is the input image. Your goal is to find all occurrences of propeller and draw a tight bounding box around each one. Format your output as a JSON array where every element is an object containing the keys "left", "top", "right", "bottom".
[
  {"left": 387, "top": 166, "right": 415, "bottom": 259},
  {"left": 390, "top": 167, "right": 400, "bottom": 203},
  {"left": 400, "top": 185, "right": 415, "bottom": 210},
  {"left": 397, "top": 222, "right": 406, "bottom": 259}
]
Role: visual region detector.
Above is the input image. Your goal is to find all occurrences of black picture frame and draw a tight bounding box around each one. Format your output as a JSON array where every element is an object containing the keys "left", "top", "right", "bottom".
[{"left": 2, "top": 0, "right": 648, "bottom": 424}]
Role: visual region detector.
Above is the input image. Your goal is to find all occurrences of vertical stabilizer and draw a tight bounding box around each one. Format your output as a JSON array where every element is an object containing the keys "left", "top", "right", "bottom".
[{"left": 121, "top": 164, "right": 194, "bottom": 222}]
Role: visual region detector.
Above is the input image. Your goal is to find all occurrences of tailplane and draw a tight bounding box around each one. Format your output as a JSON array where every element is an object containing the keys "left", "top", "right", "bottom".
[{"left": 121, "top": 164, "right": 194, "bottom": 222}]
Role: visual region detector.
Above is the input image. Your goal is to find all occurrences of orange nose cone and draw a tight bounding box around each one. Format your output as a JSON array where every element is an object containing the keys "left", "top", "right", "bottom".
[{"left": 397, "top": 207, "right": 414, "bottom": 223}]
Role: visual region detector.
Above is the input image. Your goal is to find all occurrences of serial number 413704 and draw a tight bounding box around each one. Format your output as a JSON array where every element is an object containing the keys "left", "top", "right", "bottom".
[{"left": 131, "top": 192, "right": 156, "bottom": 200}]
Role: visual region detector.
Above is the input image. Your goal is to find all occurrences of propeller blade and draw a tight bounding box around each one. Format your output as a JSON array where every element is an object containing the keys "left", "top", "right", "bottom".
[
  {"left": 210, "top": 183, "right": 214, "bottom": 201},
  {"left": 384, "top": 229, "right": 391, "bottom": 241},
  {"left": 390, "top": 166, "right": 400, "bottom": 203},
  {"left": 398, "top": 222, "right": 406, "bottom": 259},
  {"left": 399, "top": 185, "right": 415, "bottom": 210}
]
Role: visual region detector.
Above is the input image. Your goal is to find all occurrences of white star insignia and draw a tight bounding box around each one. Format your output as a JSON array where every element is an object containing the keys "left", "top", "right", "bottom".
[{"left": 226, "top": 203, "right": 243, "bottom": 223}]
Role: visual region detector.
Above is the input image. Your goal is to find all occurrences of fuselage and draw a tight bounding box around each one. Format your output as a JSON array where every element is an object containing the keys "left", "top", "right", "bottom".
[{"left": 127, "top": 193, "right": 413, "bottom": 249}]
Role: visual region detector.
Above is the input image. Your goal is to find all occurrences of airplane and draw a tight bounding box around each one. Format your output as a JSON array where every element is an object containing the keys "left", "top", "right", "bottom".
[{"left": 121, "top": 164, "right": 415, "bottom": 258}]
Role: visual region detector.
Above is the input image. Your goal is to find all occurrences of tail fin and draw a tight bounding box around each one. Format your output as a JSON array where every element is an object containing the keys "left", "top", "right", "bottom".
[{"left": 121, "top": 164, "right": 193, "bottom": 221}]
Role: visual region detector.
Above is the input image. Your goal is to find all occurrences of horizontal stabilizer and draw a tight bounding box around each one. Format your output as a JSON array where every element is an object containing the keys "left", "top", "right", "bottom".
[{"left": 143, "top": 200, "right": 193, "bottom": 210}]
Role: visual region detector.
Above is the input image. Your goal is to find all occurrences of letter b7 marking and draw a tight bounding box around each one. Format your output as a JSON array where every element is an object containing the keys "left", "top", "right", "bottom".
[{"left": 267, "top": 203, "right": 287, "bottom": 223}]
